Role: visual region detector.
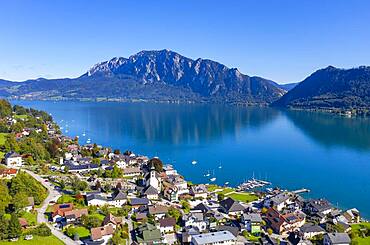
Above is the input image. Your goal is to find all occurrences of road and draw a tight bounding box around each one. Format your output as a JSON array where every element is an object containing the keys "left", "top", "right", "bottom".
[{"left": 25, "top": 170, "right": 79, "bottom": 245}]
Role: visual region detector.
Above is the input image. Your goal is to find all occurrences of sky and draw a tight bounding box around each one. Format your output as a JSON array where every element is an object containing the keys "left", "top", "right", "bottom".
[{"left": 1, "top": 0, "right": 370, "bottom": 84}]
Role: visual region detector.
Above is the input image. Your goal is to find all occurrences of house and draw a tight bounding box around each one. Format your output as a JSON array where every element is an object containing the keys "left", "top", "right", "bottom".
[
  {"left": 242, "top": 213, "right": 263, "bottom": 235},
  {"left": 86, "top": 191, "right": 127, "bottom": 207},
  {"left": 182, "top": 212, "right": 207, "bottom": 232},
  {"left": 135, "top": 223, "right": 162, "bottom": 244},
  {"left": 64, "top": 208, "right": 88, "bottom": 223},
  {"left": 165, "top": 175, "right": 188, "bottom": 195},
  {"left": 182, "top": 227, "right": 200, "bottom": 243},
  {"left": 91, "top": 224, "right": 115, "bottom": 245},
  {"left": 122, "top": 167, "right": 141, "bottom": 177},
  {"left": 143, "top": 185, "right": 159, "bottom": 200},
  {"left": 4, "top": 151, "right": 23, "bottom": 168},
  {"left": 342, "top": 208, "right": 360, "bottom": 224},
  {"left": 323, "top": 233, "right": 351, "bottom": 245},
  {"left": 0, "top": 168, "right": 17, "bottom": 179},
  {"left": 102, "top": 213, "right": 123, "bottom": 229},
  {"left": 163, "top": 186, "right": 179, "bottom": 202},
  {"left": 191, "top": 230, "right": 237, "bottom": 245},
  {"left": 304, "top": 199, "right": 333, "bottom": 216},
  {"left": 51, "top": 203, "right": 74, "bottom": 222},
  {"left": 265, "top": 208, "right": 306, "bottom": 234},
  {"left": 264, "top": 192, "right": 293, "bottom": 211},
  {"left": 220, "top": 197, "right": 245, "bottom": 216},
  {"left": 158, "top": 217, "right": 176, "bottom": 234},
  {"left": 299, "top": 223, "right": 325, "bottom": 239},
  {"left": 24, "top": 197, "right": 34, "bottom": 212},
  {"left": 148, "top": 205, "right": 168, "bottom": 220},
  {"left": 163, "top": 164, "right": 177, "bottom": 176},
  {"left": 190, "top": 184, "right": 208, "bottom": 199},
  {"left": 130, "top": 198, "right": 150, "bottom": 210},
  {"left": 109, "top": 190, "right": 127, "bottom": 207},
  {"left": 18, "top": 218, "right": 28, "bottom": 229},
  {"left": 65, "top": 163, "right": 99, "bottom": 173},
  {"left": 86, "top": 193, "right": 109, "bottom": 206}
]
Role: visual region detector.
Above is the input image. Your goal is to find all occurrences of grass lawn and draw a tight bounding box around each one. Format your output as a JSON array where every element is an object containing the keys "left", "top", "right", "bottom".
[
  {"left": 14, "top": 115, "right": 28, "bottom": 120},
  {"left": 226, "top": 192, "right": 258, "bottom": 203},
  {"left": 21, "top": 212, "right": 37, "bottom": 226},
  {"left": 0, "top": 235, "right": 63, "bottom": 245},
  {"left": 90, "top": 213, "right": 105, "bottom": 222},
  {"left": 0, "top": 133, "right": 9, "bottom": 145},
  {"left": 351, "top": 222, "right": 370, "bottom": 244},
  {"left": 57, "top": 194, "right": 75, "bottom": 203},
  {"left": 73, "top": 226, "right": 90, "bottom": 239}
]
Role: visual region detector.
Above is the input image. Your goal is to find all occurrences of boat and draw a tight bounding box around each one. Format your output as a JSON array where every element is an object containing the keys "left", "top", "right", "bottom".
[
  {"left": 218, "top": 164, "right": 222, "bottom": 169},
  {"left": 82, "top": 132, "right": 86, "bottom": 137},
  {"left": 192, "top": 160, "right": 197, "bottom": 165},
  {"left": 210, "top": 177, "right": 216, "bottom": 182},
  {"left": 225, "top": 182, "right": 229, "bottom": 185}
]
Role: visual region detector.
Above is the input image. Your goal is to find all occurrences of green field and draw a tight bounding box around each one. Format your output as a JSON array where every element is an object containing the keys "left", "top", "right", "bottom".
[
  {"left": 21, "top": 212, "right": 37, "bottom": 226},
  {"left": 14, "top": 115, "right": 28, "bottom": 120},
  {"left": 73, "top": 226, "right": 90, "bottom": 239},
  {"left": 225, "top": 192, "right": 258, "bottom": 203},
  {"left": 351, "top": 222, "right": 370, "bottom": 244},
  {"left": 0, "top": 133, "right": 8, "bottom": 145},
  {"left": 0, "top": 235, "right": 63, "bottom": 245}
]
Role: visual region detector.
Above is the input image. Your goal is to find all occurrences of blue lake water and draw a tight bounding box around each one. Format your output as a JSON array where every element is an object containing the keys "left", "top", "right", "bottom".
[{"left": 12, "top": 100, "right": 370, "bottom": 218}]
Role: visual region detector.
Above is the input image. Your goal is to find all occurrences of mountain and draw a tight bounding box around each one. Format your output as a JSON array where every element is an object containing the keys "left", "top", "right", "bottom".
[
  {"left": 277, "top": 82, "right": 298, "bottom": 91},
  {"left": 273, "top": 66, "right": 370, "bottom": 110},
  {"left": 0, "top": 50, "right": 285, "bottom": 104}
]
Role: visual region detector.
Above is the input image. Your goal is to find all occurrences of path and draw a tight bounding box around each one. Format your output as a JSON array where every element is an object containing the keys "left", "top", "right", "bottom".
[{"left": 25, "top": 170, "right": 79, "bottom": 245}]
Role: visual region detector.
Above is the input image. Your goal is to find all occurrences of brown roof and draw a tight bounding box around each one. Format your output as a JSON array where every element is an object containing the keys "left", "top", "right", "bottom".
[
  {"left": 52, "top": 203, "right": 74, "bottom": 217},
  {"left": 103, "top": 213, "right": 123, "bottom": 226},
  {"left": 91, "top": 225, "right": 114, "bottom": 241},
  {"left": 18, "top": 218, "right": 28, "bottom": 227},
  {"left": 0, "top": 168, "right": 18, "bottom": 175},
  {"left": 148, "top": 205, "right": 168, "bottom": 215},
  {"left": 64, "top": 208, "right": 88, "bottom": 219},
  {"left": 159, "top": 217, "right": 176, "bottom": 227}
]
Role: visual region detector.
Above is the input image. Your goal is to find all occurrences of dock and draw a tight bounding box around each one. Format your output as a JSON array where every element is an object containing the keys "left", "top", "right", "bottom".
[{"left": 293, "top": 188, "right": 310, "bottom": 194}]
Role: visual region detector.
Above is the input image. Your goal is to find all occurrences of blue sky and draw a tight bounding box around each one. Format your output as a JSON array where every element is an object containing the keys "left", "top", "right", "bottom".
[{"left": 1, "top": 0, "right": 370, "bottom": 83}]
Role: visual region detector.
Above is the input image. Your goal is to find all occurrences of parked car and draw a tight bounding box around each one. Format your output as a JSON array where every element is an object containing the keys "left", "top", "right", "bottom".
[
  {"left": 25, "top": 235, "right": 33, "bottom": 240},
  {"left": 9, "top": 238, "right": 19, "bottom": 242}
]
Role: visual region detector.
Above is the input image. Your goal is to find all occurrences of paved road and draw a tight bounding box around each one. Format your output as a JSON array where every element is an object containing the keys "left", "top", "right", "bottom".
[{"left": 25, "top": 170, "right": 79, "bottom": 245}]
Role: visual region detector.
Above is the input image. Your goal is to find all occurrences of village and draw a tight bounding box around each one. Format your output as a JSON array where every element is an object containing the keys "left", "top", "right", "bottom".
[{"left": 0, "top": 99, "right": 369, "bottom": 245}]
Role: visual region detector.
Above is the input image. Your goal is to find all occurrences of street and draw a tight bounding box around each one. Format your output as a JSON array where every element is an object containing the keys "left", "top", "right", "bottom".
[{"left": 25, "top": 170, "right": 79, "bottom": 245}]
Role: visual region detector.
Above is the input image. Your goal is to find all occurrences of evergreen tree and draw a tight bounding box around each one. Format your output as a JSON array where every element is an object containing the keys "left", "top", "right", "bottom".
[{"left": 8, "top": 213, "right": 21, "bottom": 239}]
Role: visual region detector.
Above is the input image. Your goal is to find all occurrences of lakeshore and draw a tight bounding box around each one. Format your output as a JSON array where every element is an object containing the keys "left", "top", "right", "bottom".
[{"left": 1, "top": 99, "right": 369, "bottom": 245}]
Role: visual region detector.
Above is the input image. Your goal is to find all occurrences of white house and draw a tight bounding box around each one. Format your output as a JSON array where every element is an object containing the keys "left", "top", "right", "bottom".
[
  {"left": 183, "top": 212, "right": 207, "bottom": 232},
  {"left": 191, "top": 231, "right": 236, "bottom": 245},
  {"left": 5, "top": 152, "right": 23, "bottom": 168},
  {"left": 158, "top": 217, "right": 176, "bottom": 234}
]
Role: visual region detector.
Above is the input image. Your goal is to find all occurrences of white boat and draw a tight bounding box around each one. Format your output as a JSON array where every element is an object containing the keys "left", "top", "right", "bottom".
[
  {"left": 82, "top": 133, "right": 86, "bottom": 137},
  {"left": 192, "top": 160, "right": 197, "bottom": 165},
  {"left": 210, "top": 177, "right": 216, "bottom": 182},
  {"left": 225, "top": 182, "right": 229, "bottom": 185},
  {"left": 218, "top": 164, "right": 222, "bottom": 169},
  {"left": 205, "top": 173, "right": 210, "bottom": 177}
]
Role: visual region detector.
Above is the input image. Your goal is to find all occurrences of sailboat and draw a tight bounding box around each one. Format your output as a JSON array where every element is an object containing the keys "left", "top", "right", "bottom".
[
  {"left": 218, "top": 163, "right": 222, "bottom": 169},
  {"left": 82, "top": 132, "right": 86, "bottom": 137},
  {"left": 209, "top": 170, "right": 216, "bottom": 182},
  {"left": 191, "top": 160, "right": 197, "bottom": 165}
]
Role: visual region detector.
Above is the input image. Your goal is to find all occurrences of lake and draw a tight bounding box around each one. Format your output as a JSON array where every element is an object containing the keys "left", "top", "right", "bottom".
[{"left": 11, "top": 100, "right": 370, "bottom": 218}]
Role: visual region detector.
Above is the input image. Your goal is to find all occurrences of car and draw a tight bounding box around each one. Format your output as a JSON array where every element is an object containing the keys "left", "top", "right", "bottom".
[
  {"left": 25, "top": 235, "right": 33, "bottom": 240},
  {"left": 9, "top": 238, "right": 19, "bottom": 242}
]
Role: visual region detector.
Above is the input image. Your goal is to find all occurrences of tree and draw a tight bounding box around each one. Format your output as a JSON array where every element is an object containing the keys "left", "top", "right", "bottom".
[
  {"left": 4, "top": 133, "right": 20, "bottom": 153},
  {"left": 0, "top": 121, "right": 9, "bottom": 133},
  {"left": 167, "top": 207, "right": 181, "bottom": 222},
  {"left": 113, "top": 149, "right": 120, "bottom": 155},
  {"left": 111, "top": 165, "right": 122, "bottom": 178},
  {"left": 0, "top": 215, "right": 9, "bottom": 240},
  {"left": 148, "top": 158, "right": 163, "bottom": 172},
  {"left": 0, "top": 99, "right": 12, "bottom": 118},
  {"left": 13, "top": 192, "right": 29, "bottom": 212},
  {"left": 7, "top": 213, "right": 21, "bottom": 239},
  {"left": 217, "top": 193, "right": 225, "bottom": 201},
  {"left": 0, "top": 181, "right": 12, "bottom": 215},
  {"left": 181, "top": 200, "right": 190, "bottom": 213}
]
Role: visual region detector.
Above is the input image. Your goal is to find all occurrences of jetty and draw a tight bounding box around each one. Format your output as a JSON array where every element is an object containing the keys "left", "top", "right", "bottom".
[{"left": 292, "top": 188, "right": 311, "bottom": 194}]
